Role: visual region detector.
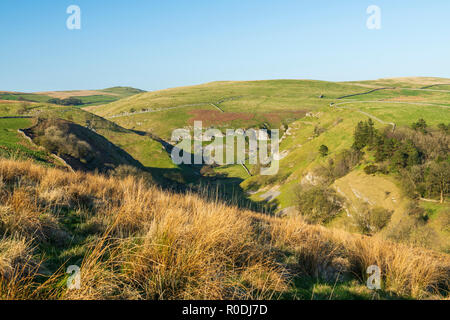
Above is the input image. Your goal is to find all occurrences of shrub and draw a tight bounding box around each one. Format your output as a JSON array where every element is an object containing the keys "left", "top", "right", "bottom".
[
  {"left": 369, "top": 207, "right": 393, "bottom": 232},
  {"left": 48, "top": 97, "right": 83, "bottom": 106},
  {"left": 75, "top": 141, "right": 92, "bottom": 159},
  {"left": 353, "top": 205, "right": 393, "bottom": 234},
  {"left": 412, "top": 119, "right": 428, "bottom": 134},
  {"left": 364, "top": 165, "right": 378, "bottom": 175},
  {"left": 314, "top": 126, "right": 326, "bottom": 137},
  {"left": 333, "top": 149, "right": 362, "bottom": 177},
  {"left": 63, "top": 97, "right": 83, "bottom": 106},
  {"left": 295, "top": 185, "right": 342, "bottom": 224},
  {"left": 36, "top": 125, "right": 94, "bottom": 162},
  {"left": 406, "top": 201, "right": 428, "bottom": 222},
  {"left": 47, "top": 98, "right": 61, "bottom": 105},
  {"left": 319, "top": 145, "right": 329, "bottom": 157},
  {"left": 17, "top": 103, "right": 30, "bottom": 115},
  {"left": 314, "top": 148, "right": 362, "bottom": 184},
  {"left": 437, "top": 123, "right": 449, "bottom": 134}
]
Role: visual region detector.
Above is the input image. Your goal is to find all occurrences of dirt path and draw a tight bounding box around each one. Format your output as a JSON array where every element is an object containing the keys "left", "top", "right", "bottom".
[
  {"left": 420, "top": 197, "right": 440, "bottom": 203},
  {"left": 303, "top": 83, "right": 448, "bottom": 133},
  {"left": 333, "top": 101, "right": 396, "bottom": 129}
]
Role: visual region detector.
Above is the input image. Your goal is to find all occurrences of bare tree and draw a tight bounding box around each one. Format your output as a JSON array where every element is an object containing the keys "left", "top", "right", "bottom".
[{"left": 428, "top": 162, "right": 450, "bottom": 203}]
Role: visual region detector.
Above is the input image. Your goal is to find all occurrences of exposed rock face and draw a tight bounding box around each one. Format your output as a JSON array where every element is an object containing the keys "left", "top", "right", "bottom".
[
  {"left": 277, "top": 206, "right": 296, "bottom": 217},
  {"left": 301, "top": 172, "right": 327, "bottom": 186},
  {"left": 259, "top": 187, "right": 281, "bottom": 201},
  {"left": 351, "top": 188, "right": 374, "bottom": 205},
  {"left": 273, "top": 150, "right": 289, "bottom": 161}
]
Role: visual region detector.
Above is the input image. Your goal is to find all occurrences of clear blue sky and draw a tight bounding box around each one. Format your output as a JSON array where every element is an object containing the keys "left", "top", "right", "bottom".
[{"left": 1, "top": 0, "right": 449, "bottom": 92}]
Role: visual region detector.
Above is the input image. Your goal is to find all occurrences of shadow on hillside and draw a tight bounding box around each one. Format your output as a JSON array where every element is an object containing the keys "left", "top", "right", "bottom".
[
  {"left": 17, "top": 117, "right": 276, "bottom": 214},
  {"left": 282, "top": 275, "right": 395, "bottom": 300},
  {"left": 271, "top": 245, "right": 409, "bottom": 300},
  {"left": 24, "top": 119, "right": 143, "bottom": 173},
  {"left": 132, "top": 129, "right": 279, "bottom": 214}
]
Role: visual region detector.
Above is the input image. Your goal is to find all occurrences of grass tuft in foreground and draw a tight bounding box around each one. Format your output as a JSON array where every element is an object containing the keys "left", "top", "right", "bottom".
[{"left": 0, "top": 159, "right": 448, "bottom": 300}]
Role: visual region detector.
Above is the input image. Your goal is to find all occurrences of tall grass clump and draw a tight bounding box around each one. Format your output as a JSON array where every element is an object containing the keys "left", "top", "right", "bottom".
[{"left": 0, "top": 159, "right": 448, "bottom": 300}]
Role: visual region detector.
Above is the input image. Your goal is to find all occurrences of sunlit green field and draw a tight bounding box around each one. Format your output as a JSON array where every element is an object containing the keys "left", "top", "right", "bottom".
[
  {"left": 0, "top": 117, "right": 54, "bottom": 165},
  {"left": 0, "top": 103, "right": 175, "bottom": 171}
]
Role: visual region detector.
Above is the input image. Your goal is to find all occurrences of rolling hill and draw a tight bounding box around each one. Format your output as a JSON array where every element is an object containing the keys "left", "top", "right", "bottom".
[
  {"left": 0, "top": 96, "right": 183, "bottom": 185},
  {"left": 0, "top": 86, "right": 145, "bottom": 107},
  {"left": 84, "top": 77, "right": 450, "bottom": 253},
  {"left": 0, "top": 77, "right": 449, "bottom": 300}
]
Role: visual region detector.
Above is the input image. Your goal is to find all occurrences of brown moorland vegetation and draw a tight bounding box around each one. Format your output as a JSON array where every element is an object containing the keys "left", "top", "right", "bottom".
[
  {"left": 0, "top": 159, "right": 448, "bottom": 300},
  {"left": 187, "top": 110, "right": 255, "bottom": 125}
]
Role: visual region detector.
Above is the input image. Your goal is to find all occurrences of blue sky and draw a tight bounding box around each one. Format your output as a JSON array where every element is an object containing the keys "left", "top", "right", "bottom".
[{"left": 1, "top": 0, "right": 449, "bottom": 92}]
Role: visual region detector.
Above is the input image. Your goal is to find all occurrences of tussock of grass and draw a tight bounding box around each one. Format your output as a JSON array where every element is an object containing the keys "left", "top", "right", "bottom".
[{"left": 0, "top": 159, "right": 448, "bottom": 300}]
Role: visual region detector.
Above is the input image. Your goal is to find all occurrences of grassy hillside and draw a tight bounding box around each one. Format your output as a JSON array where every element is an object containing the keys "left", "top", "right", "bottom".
[
  {"left": 24, "top": 118, "right": 143, "bottom": 172},
  {"left": 85, "top": 80, "right": 371, "bottom": 139},
  {"left": 99, "top": 86, "right": 146, "bottom": 97},
  {"left": 0, "top": 117, "right": 60, "bottom": 167},
  {"left": 85, "top": 76, "right": 449, "bottom": 186},
  {"left": 0, "top": 92, "right": 54, "bottom": 104},
  {"left": 345, "top": 77, "right": 450, "bottom": 89},
  {"left": 0, "top": 77, "right": 449, "bottom": 300},
  {"left": 0, "top": 86, "right": 145, "bottom": 107},
  {"left": 84, "top": 77, "right": 450, "bottom": 253},
  {"left": 0, "top": 159, "right": 448, "bottom": 300},
  {"left": 0, "top": 101, "right": 182, "bottom": 185}
]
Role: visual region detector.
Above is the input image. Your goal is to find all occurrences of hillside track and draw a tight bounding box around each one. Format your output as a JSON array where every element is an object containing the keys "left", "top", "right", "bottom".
[
  {"left": 332, "top": 88, "right": 450, "bottom": 130},
  {"left": 337, "top": 86, "right": 450, "bottom": 100}
]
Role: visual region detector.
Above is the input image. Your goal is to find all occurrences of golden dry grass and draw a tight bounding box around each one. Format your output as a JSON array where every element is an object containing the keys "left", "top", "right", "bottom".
[{"left": 0, "top": 159, "right": 448, "bottom": 300}]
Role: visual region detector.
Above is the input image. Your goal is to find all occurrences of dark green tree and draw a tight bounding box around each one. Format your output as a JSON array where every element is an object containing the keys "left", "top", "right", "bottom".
[
  {"left": 319, "top": 145, "right": 329, "bottom": 157},
  {"left": 411, "top": 119, "right": 428, "bottom": 134},
  {"left": 437, "top": 123, "right": 449, "bottom": 134}
]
